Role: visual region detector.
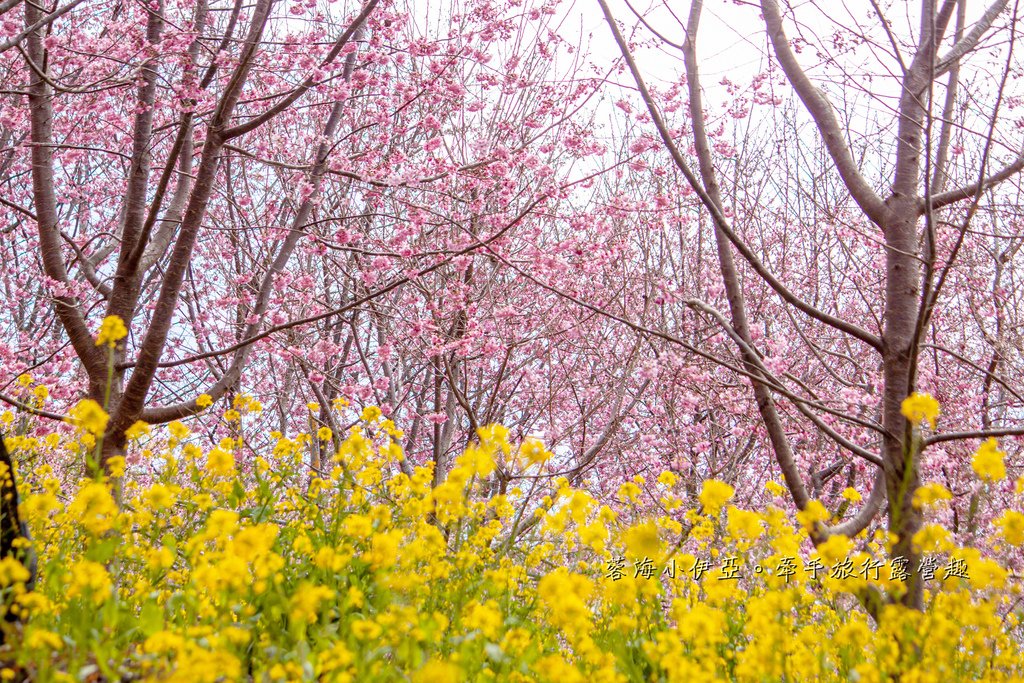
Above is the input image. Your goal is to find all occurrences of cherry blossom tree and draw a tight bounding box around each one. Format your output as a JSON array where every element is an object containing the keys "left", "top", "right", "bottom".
[{"left": 598, "top": 0, "right": 1024, "bottom": 608}]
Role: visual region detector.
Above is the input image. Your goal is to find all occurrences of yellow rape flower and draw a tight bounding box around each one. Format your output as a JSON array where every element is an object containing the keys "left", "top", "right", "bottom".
[
  {"left": 66, "top": 399, "right": 109, "bottom": 436},
  {"left": 23, "top": 629, "right": 62, "bottom": 652},
  {"left": 913, "top": 524, "right": 954, "bottom": 553},
  {"left": 68, "top": 481, "right": 118, "bottom": 536},
  {"left": 144, "top": 483, "right": 176, "bottom": 509},
  {"left": 623, "top": 520, "right": 661, "bottom": 559},
  {"left": 699, "top": 479, "right": 735, "bottom": 515},
  {"left": 995, "top": 510, "right": 1024, "bottom": 546},
  {"left": 537, "top": 568, "right": 593, "bottom": 630},
  {"left": 0, "top": 557, "right": 30, "bottom": 586},
  {"left": 726, "top": 506, "right": 764, "bottom": 543},
  {"left": 351, "top": 619, "right": 383, "bottom": 640},
  {"left": 796, "top": 499, "right": 830, "bottom": 531},
  {"left": 476, "top": 424, "right": 511, "bottom": 455},
  {"left": 67, "top": 560, "right": 112, "bottom": 605},
  {"left": 913, "top": 482, "right": 953, "bottom": 509},
  {"left": 972, "top": 438, "right": 1006, "bottom": 482},
  {"left": 168, "top": 421, "right": 190, "bottom": 440},
  {"left": 95, "top": 315, "right": 127, "bottom": 347},
  {"left": 205, "top": 448, "right": 235, "bottom": 477},
  {"left": 579, "top": 520, "right": 608, "bottom": 552},
  {"left": 106, "top": 455, "right": 126, "bottom": 478},
  {"left": 518, "top": 437, "right": 552, "bottom": 466},
  {"left": 196, "top": 394, "right": 213, "bottom": 408},
  {"left": 462, "top": 600, "right": 503, "bottom": 639},
  {"left": 288, "top": 582, "right": 335, "bottom": 625},
  {"left": 125, "top": 420, "right": 150, "bottom": 441},
  {"left": 617, "top": 481, "right": 641, "bottom": 503},
  {"left": 900, "top": 392, "right": 939, "bottom": 428},
  {"left": 815, "top": 534, "right": 853, "bottom": 565},
  {"left": 458, "top": 445, "right": 495, "bottom": 477},
  {"left": 841, "top": 487, "right": 862, "bottom": 503},
  {"left": 413, "top": 661, "right": 462, "bottom": 683}
]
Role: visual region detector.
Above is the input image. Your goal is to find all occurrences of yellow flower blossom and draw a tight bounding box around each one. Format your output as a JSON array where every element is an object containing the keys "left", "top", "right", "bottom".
[
  {"left": 351, "top": 619, "right": 383, "bottom": 640},
  {"left": 617, "top": 481, "right": 641, "bottom": 503},
  {"left": 68, "top": 481, "right": 118, "bottom": 536},
  {"left": 67, "top": 560, "right": 112, "bottom": 605},
  {"left": 796, "top": 500, "right": 830, "bottom": 531},
  {"left": 972, "top": 438, "right": 1006, "bottom": 482},
  {"left": 24, "top": 629, "right": 63, "bottom": 652},
  {"left": 0, "top": 557, "right": 30, "bottom": 586},
  {"left": 623, "top": 521, "right": 661, "bottom": 559},
  {"left": 913, "top": 482, "right": 953, "bottom": 509},
  {"left": 841, "top": 487, "right": 861, "bottom": 503},
  {"left": 7, "top": 419, "right": 1024, "bottom": 682},
  {"left": 518, "top": 437, "right": 552, "bottom": 466},
  {"left": 913, "top": 523, "right": 954, "bottom": 553},
  {"left": 125, "top": 420, "right": 150, "bottom": 441},
  {"left": 995, "top": 510, "right": 1024, "bottom": 546},
  {"left": 95, "top": 315, "right": 128, "bottom": 347},
  {"left": 168, "top": 421, "right": 190, "bottom": 440},
  {"left": 413, "top": 661, "right": 462, "bottom": 683},
  {"left": 699, "top": 479, "right": 735, "bottom": 515},
  {"left": 205, "top": 448, "right": 235, "bottom": 477},
  {"left": 288, "top": 583, "right": 334, "bottom": 625},
  {"left": 67, "top": 399, "right": 109, "bottom": 436},
  {"left": 726, "top": 506, "right": 764, "bottom": 543},
  {"left": 462, "top": 600, "right": 503, "bottom": 639},
  {"left": 477, "top": 424, "right": 511, "bottom": 455},
  {"left": 106, "top": 455, "right": 126, "bottom": 478},
  {"left": 900, "top": 392, "right": 939, "bottom": 429}
]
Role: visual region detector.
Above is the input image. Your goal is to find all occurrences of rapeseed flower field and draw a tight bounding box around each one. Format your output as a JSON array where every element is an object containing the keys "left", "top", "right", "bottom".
[{"left": 0, "top": 392, "right": 1022, "bottom": 681}]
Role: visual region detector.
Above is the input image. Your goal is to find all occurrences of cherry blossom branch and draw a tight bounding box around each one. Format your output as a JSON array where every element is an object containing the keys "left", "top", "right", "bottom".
[
  {"left": 0, "top": 0, "right": 88, "bottom": 54},
  {"left": 137, "top": 189, "right": 554, "bottom": 423},
  {"left": 760, "top": 0, "right": 888, "bottom": 226},
  {"left": 113, "top": 0, "right": 279, "bottom": 435},
  {"left": 924, "top": 427, "right": 1024, "bottom": 446},
  {"left": 23, "top": 0, "right": 107, "bottom": 386},
  {"left": 220, "top": 0, "right": 380, "bottom": 140},
  {"left": 0, "top": 392, "right": 67, "bottom": 421},
  {"left": 598, "top": 0, "right": 882, "bottom": 351},
  {"left": 926, "top": 150, "right": 1024, "bottom": 211},
  {"left": 936, "top": 0, "right": 1009, "bottom": 76}
]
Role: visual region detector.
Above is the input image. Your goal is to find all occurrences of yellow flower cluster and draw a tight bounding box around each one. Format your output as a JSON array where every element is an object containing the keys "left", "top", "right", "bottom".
[
  {"left": 65, "top": 399, "right": 109, "bottom": 437},
  {"left": 94, "top": 315, "right": 128, "bottom": 348},
  {"left": 972, "top": 437, "right": 1007, "bottom": 482},
  {"left": 901, "top": 392, "right": 940, "bottom": 429},
  {"left": 0, "top": 418, "right": 1020, "bottom": 682}
]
